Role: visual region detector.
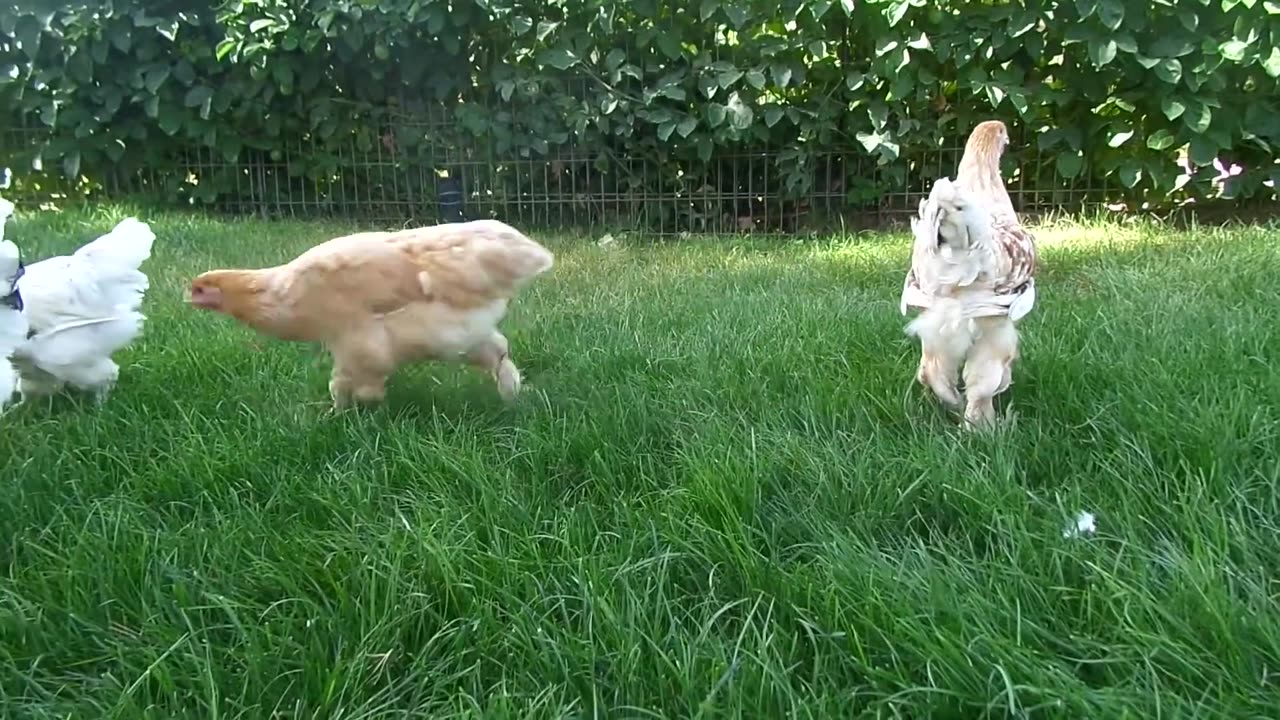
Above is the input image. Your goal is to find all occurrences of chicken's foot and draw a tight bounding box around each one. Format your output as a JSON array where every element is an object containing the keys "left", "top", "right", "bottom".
[{"left": 465, "top": 331, "right": 522, "bottom": 402}]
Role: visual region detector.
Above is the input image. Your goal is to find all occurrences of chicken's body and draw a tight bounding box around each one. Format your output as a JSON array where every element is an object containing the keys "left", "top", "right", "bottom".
[
  {"left": 899, "top": 120, "right": 1038, "bottom": 429},
  {"left": 12, "top": 217, "right": 156, "bottom": 403},
  {"left": 190, "top": 219, "right": 553, "bottom": 409},
  {"left": 1, "top": 197, "right": 29, "bottom": 412}
]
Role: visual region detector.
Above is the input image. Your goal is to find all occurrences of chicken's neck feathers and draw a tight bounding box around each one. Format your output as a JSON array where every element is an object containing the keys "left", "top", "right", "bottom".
[{"left": 956, "top": 146, "right": 1016, "bottom": 220}]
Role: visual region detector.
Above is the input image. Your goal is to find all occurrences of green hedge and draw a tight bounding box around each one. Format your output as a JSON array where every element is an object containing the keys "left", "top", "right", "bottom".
[{"left": 2, "top": 0, "right": 1278, "bottom": 217}]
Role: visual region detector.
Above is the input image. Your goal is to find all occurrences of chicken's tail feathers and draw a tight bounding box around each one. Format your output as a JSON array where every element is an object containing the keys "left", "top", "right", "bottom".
[
  {"left": 75, "top": 217, "right": 156, "bottom": 275},
  {"left": 905, "top": 297, "right": 978, "bottom": 364},
  {"left": 472, "top": 220, "right": 554, "bottom": 283},
  {"left": 74, "top": 218, "right": 155, "bottom": 309},
  {"left": 407, "top": 220, "right": 554, "bottom": 303}
]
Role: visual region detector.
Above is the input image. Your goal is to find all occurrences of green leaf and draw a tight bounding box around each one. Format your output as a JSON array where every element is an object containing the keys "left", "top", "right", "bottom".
[
  {"left": 215, "top": 38, "right": 237, "bottom": 61},
  {"left": 717, "top": 68, "right": 744, "bottom": 89},
  {"left": 536, "top": 21, "right": 558, "bottom": 42},
  {"left": 1116, "top": 160, "right": 1142, "bottom": 188},
  {"left": 172, "top": 61, "right": 196, "bottom": 85},
  {"left": 1108, "top": 129, "right": 1134, "bottom": 147},
  {"left": 1008, "top": 89, "right": 1029, "bottom": 116},
  {"left": 699, "top": 0, "right": 719, "bottom": 20},
  {"left": 1150, "top": 36, "right": 1195, "bottom": 58},
  {"left": 143, "top": 65, "right": 171, "bottom": 94},
  {"left": 539, "top": 48, "right": 578, "bottom": 70},
  {"left": 771, "top": 64, "right": 793, "bottom": 87},
  {"left": 676, "top": 116, "right": 698, "bottom": 137},
  {"left": 1189, "top": 136, "right": 1218, "bottom": 165},
  {"left": 697, "top": 137, "right": 713, "bottom": 163},
  {"left": 1154, "top": 59, "right": 1183, "bottom": 85},
  {"left": 725, "top": 92, "right": 753, "bottom": 130},
  {"left": 1177, "top": 102, "right": 1208, "bottom": 133},
  {"left": 1183, "top": 103, "right": 1212, "bottom": 133},
  {"left": 184, "top": 85, "right": 213, "bottom": 108},
  {"left": 840, "top": 0, "right": 856, "bottom": 14},
  {"left": 158, "top": 106, "right": 183, "bottom": 135},
  {"left": 510, "top": 15, "right": 532, "bottom": 35},
  {"left": 1219, "top": 39, "right": 1250, "bottom": 61},
  {"left": 249, "top": 18, "right": 275, "bottom": 33},
  {"left": 657, "top": 121, "right": 676, "bottom": 142},
  {"left": 109, "top": 22, "right": 132, "bottom": 53},
  {"left": 1162, "top": 97, "right": 1187, "bottom": 120},
  {"left": 656, "top": 33, "right": 682, "bottom": 60},
  {"left": 724, "top": 5, "right": 749, "bottom": 27},
  {"left": 886, "top": 1, "right": 911, "bottom": 26},
  {"left": 1088, "top": 38, "right": 1117, "bottom": 66},
  {"left": 707, "top": 103, "right": 727, "bottom": 127},
  {"left": 606, "top": 48, "right": 626, "bottom": 70},
  {"left": 856, "top": 131, "right": 886, "bottom": 152},
  {"left": 764, "top": 107, "right": 784, "bottom": 127},
  {"left": 698, "top": 73, "right": 718, "bottom": 100},
  {"left": 1146, "top": 129, "right": 1178, "bottom": 150},
  {"left": 15, "top": 15, "right": 44, "bottom": 59},
  {"left": 1057, "top": 152, "right": 1083, "bottom": 178},
  {"left": 1074, "top": 0, "right": 1097, "bottom": 17},
  {"left": 1097, "top": 0, "right": 1125, "bottom": 29},
  {"left": 1264, "top": 47, "right": 1280, "bottom": 77},
  {"left": 744, "top": 69, "right": 766, "bottom": 89}
]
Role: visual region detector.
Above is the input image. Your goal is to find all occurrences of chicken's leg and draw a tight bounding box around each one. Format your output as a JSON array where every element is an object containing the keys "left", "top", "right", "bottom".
[
  {"left": 464, "top": 331, "right": 521, "bottom": 402},
  {"left": 910, "top": 307, "right": 970, "bottom": 411},
  {"left": 64, "top": 358, "right": 120, "bottom": 405},
  {"left": 328, "top": 341, "right": 393, "bottom": 410},
  {"left": 961, "top": 316, "right": 1019, "bottom": 430},
  {"left": 916, "top": 350, "right": 963, "bottom": 410}
]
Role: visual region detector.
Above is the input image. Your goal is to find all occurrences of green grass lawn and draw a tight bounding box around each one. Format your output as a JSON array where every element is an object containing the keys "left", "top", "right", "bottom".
[{"left": 2, "top": 206, "right": 1279, "bottom": 717}]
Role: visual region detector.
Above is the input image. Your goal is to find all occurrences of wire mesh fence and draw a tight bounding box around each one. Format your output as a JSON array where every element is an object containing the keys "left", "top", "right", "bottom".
[{"left": 1, "top": 108, "right": 1115, "bottom": 237}]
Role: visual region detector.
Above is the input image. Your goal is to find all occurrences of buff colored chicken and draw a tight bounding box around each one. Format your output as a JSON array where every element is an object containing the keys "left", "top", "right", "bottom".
[
  {"left": 188, "top": 219, "right": 554, "bottom": 410},
  {"left": 899, "top": 120, "right": 1038, "bottom": 430}
]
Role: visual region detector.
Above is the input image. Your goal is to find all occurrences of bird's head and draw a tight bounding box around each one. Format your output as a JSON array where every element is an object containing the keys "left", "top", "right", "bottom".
[
  {"left": 188, "top": 272, "right": 226, "bottom": 312},
  {"left": 965, "top": 120, "right": 1011, "bottom": 160}
]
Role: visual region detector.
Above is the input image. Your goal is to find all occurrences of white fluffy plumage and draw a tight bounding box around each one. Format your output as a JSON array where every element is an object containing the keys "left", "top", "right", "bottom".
[
  {"left": 1, "top": 242, "right": 28, "bottom": 413},
  {"left": 12, "top": 216, "right": 156, "bottom": 403}
]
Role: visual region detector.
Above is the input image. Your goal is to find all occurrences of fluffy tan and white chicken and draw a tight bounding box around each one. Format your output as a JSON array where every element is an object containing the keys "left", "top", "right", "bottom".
[
  {"left": 0, "top": 198, "right": 29, "bottom": 413},
  {"left": 899, "top": 120, "right": 1038, "bottom": 429},
  {"left": 11, "top": 216, "right": 156, "bottom": 404},
  {"left": 188, "top": 219, "right": 554, "bottom": 410}
]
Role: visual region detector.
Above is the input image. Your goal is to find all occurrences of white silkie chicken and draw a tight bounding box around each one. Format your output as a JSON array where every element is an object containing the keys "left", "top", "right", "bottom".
[
  {"left": 0, "top": 198, "right": 30, "bottom": 413},
  {"left": 10, "top": 214, "right": 156, "bottom": 404}
]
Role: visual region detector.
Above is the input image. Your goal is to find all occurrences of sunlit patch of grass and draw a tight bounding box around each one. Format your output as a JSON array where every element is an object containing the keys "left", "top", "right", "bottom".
[{"left": 1, "top": 207, "right": 1279, "bottom": 716}]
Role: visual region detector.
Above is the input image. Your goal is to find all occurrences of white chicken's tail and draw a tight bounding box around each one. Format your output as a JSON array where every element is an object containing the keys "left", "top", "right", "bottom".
[
  {"left": 905, "top": 297, "right": 978, "bottom": 370},
  {"left": 74, "top": 217, "right": 155, "bottom": 310},
  {"left": 914, "top": 177, "right": 995, "bottom": 254}
]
